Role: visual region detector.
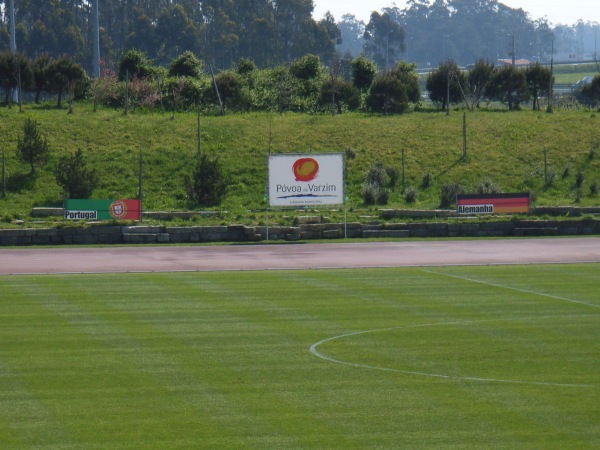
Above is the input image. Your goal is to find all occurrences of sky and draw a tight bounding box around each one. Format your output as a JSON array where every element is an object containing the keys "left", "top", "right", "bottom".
[{"left": 312, "top": 0, "right": 600, "bottom": 26}]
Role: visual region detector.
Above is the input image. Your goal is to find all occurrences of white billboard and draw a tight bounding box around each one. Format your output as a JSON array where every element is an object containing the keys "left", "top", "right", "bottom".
[{"left": 269, "top": 154, "right": 344, "bottom": 207}]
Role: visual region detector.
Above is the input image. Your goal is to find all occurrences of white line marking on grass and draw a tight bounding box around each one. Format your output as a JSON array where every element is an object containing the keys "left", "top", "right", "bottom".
[
  {"left": 421, "top": 269, "right": 600, "bottom": 310},
  {"left": 309, "top": 315, "right": 598, "bottom": 388}
]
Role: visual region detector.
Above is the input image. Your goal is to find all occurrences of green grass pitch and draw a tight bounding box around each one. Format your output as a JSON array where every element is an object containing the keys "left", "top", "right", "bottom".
[{"left": 1, "top": 264, "right": 599, "bottom": 448}]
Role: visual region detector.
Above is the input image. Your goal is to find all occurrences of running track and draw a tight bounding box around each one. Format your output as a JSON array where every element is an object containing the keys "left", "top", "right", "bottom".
[{"left": 1, "top": 237, "right": 599, "bottom": 275}]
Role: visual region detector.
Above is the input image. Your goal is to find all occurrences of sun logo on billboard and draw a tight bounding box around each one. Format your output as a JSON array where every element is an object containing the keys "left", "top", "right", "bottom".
[
  {"left": 109, "top": 200, "right": 128, "bottom": 219},
  {"left": 293, "top": 158, "right": 319, "bottom": 182}
]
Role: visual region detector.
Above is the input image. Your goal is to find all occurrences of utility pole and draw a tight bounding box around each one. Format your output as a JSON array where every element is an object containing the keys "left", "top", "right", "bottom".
[
  {"left": 548, "top": 39, "right": 554, "bottom": 113},
  {"left": 138, "top": 151, "right": 143, "bottom": 223},
  {"left": 124, "top": 70, "right": 129, "bottom": 115},
  {"left": 9, "top": 0, "right": 18, "bottom": 104},
  {"left": 331, "top": 70, "right": 336, "bottom": 115},
  {"left": 463, "top": 112, "right": 467, "bottom": 158},
  {"left": 446, "top": 71, "right": 450, "bottom": 115},
  {"left": 511, "top": 34, "right": 516, "bottom": 66},
  {"left": 197, "top": 105, "right": 201, "bottom": 156},
  {"left": 544, "top": 148, "right": 548, "bottom": 186},
  {"left": 401, "top": 147, "right": 406, "bottom": 194},
  {"left": 9, "top": 0, "right": 16, "bottom": 53},
  {"left": 92, "top": 0, "right": 100, "bottom": 78},
  {"left": 2, "top": 151, "right": 6, "bottom": 198}
]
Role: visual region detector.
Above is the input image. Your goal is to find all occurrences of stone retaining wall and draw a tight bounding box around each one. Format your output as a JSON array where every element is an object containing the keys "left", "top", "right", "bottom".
[{"left": 1, "top": 219, "right": 599, "bottom": 246}]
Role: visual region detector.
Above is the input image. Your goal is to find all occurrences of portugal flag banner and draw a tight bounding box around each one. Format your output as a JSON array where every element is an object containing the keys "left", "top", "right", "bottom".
[{"left": 64, "top": 199, "right": 141, "bottom": 221}]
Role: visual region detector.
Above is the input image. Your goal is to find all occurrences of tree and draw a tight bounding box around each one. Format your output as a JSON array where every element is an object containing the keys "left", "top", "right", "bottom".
[
  {"left": 289, "top": 54, "right": 324, "bottom": 100},
  {"left": 155, "top": 4, "right": 198, "bottom": 64},
  {"left": 32, "top": 54, "right": 51, "bottom": 104},
  {"left": 118, "top": 49, "right": 153, "bottom": 81},
  {"left": 169, "top": 51, "right": 203, "bottom": 78},
  {"left": 364, "top": 12, "right": 405, "bottom": 70},
  {"left": 366, "top": 62, "right": 420, "bottom": 115},
  {"left": 487, "top": 65, "right": 529, "bottom": 110},
  {"left": 0, "top": 51, "right": 33, "bottom": 104},
  {"left": 315, "top": 12, "right": 342, "bottom": 66},
  {"left": 289, "top": 54, "right": 322, "bottom": 81},
  {"left": 524, "top": 63, "right": 552, "bottom": 111},
  {"left": 44, "top": 56, "right": 87, "bottom": 109},
  {"left": 367, "top": 72, "right": 409, "bottom": 115},
  {"left": 204, "top": 71, "right": 247, "bottom": 112},
  {"left": 125, "top": 14, "right": 158, "bottom": 58},
  {"left": 337, "top": 14, "right": 365, "bottom": 57},
  {"left": 467, "top": 58, "right": 494, "bottom": 108},
  {"left": 54, "top": 149, "right": 99, "bottom": 198},
  {"left": 580, "top": 74, "right": 600, "bottom": 106},
  {"left": 426, "top": 59, "right": 467, "bottom": 110},
  {"left": 185, "top": 153, "right": 230, "bottom": 206},
  {"left": 17, "top": 118, "right": 50, "bottom": 175},
  {"left": 272, "top": 0, "right": 317, "bottom": 61},
  {"left": 351, "top": 55, "right": 377, "bottom": 92},
  {"left": 391, "top": 61, "right": 421, "bottom": 103},
  {"left": 319, "top": 77, "right": 360, "bottom": 113}
]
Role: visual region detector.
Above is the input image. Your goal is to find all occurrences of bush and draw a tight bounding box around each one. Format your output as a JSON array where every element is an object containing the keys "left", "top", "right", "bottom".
[
  {"left": 575, "top": 171, "right": 585, "bottom": 188},
  {"left": 54, "top": 149, "right": 99, "bottom": 198},
  {"left": 185, "top": 153, "right": 230, "bottom": 206},
  {"left": 477, "top": 178, "right": 501, "bottom": 194},
  {"left": 440, "top": 182, "right": 464, "bottom": 208},
  {"left": 404, "top": 186, "right": 418, "bottom": 203},
  {"left": 164, "top": 76, "right": 204, "bottom": 111},
  {"left": 361, "top": 182, "right": 377, "bottom": 205},
  {"left": 361, "top": 161, "right": 395, "bottom": 205},
  {"left": 318, "top": 77, "right": 361, "bottom": 113},
  {"left": 345, "top": 147, "right": 356, "bottom": 160},
  {"left": 377, "top": 188, "right": 390, "bottom": 205},
  {"left": 421, "top": 172, "right": 434, "bottom": 189},
  {"left": 365, "top": 160, "right": 387, "bottom": 186},
  {"left": 589, "top": 181, "right": 598, "bottom": 196},
  {"left": 118, "top": 49, "right": 154, "bottom": 81},
  {"left": 588, "top": 139, "right": 598, "bottom": 161},
  {"left": 17, "top": 118, "right": 50, "bottom": 175},
  {"left": 203, "top": 71, "right": 248, "bottom": 112},
  {"left": 366, "top": 72, "right": 409, "bottom": 115},
  {"left": 544, "top": 170, "right": 556, "bottom": 188},
  {"left": 386, "top": 167, "right": 400, "bottom": 188},
  {"left": 169, "top": 51, "right": 203, "bottom": 78}
]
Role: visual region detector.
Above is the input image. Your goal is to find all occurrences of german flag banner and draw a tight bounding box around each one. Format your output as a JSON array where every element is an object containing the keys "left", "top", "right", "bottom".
[{"left": 457, "top": 193, "right": 530, "bottom": 215}]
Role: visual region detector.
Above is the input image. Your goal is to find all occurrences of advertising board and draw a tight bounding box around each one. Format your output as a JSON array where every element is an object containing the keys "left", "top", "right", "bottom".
[
  {"left": 457, "top": 193, "right": 530, "bottom": 215},
  {"left": 64, "top": 199, "right": 141, "bottom": 220},
  {"left": 268, "top": 154, "right": 344, "bottom": 207}
]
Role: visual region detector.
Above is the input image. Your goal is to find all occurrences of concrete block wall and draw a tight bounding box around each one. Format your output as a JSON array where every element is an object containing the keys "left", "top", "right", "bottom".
[{"left": 1, "top": 219, "right": 599, "bottom": 246}]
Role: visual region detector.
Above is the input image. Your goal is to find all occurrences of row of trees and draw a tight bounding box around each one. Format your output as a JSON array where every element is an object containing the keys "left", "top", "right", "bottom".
[
  {"left": 428, "top": 59, "right": 600, "bottom": 111},
  {"left": 2, "top": 0, "right": 597, "bottom": 78},
  {"left": 0, "top": 51, "right": 86, "bottom": 107},
  {"left": 427, "top": 59, "right": 555, "bottom": 111},
  {"left": 3, "top": 49, "right": 600, "bottom": 114},
  {"left": 0, "top": 0, "right": 340, "bottom": 72},
  {"left": 339, "top": 2, "right": 599, "bottom": 68}
]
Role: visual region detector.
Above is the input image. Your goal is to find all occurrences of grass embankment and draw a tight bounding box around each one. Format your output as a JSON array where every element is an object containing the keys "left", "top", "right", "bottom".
[
  {"left": 0, "top": 103, "right": 599, "bottom": 226},
  {"left": 0, "top": 265, "right": 598, "bottom": 447}
]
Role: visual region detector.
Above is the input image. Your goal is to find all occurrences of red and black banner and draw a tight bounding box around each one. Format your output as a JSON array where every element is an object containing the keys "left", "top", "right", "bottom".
[{"left": 457, "top": 193, "right": 530, "bottom": 215}]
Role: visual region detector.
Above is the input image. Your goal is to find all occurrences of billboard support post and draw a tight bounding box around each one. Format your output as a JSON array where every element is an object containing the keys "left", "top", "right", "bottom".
[
  {"left": 2, "top": 151, "right": 5, "bottom": 198},
  {"left": 139, "top": 151, "right": 143, "bottom": 223}
]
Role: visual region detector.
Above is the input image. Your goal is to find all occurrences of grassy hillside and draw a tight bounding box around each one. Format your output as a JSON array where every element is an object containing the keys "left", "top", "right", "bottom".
[{"left": 1, "top": 102, "right": 599, "bottom": 225}]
